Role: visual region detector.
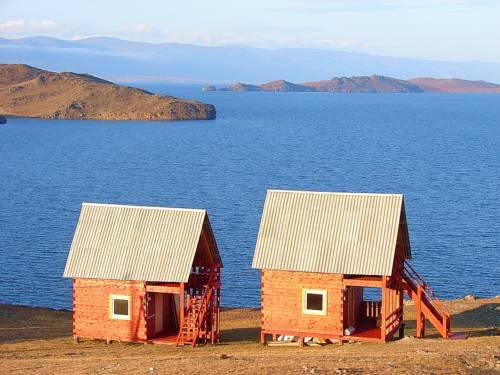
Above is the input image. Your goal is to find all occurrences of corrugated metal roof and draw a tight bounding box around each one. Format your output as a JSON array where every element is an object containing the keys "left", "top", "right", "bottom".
[
  {"left": 252, "top": 190, "right": 411, "bottom": 276},
  {"left": 63, "top": 203, "right": 214, "bottom": 282}
]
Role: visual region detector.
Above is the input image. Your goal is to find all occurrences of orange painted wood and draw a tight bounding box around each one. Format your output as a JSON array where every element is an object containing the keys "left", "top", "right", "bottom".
[
  {"left": 381, "top": 276, "right": 387, "bottom": 341},
  {"left": 343, "top": 277, "right": 383, "bottom": 287},
  {"left": 145, "top": 284, "right": 180, "bottom": 294},
  {"left": 73, "top": 278, "right": 148, "bottom": 342},
  {"left": 261, "top": 270, "right": 344, "bottom": 337}
]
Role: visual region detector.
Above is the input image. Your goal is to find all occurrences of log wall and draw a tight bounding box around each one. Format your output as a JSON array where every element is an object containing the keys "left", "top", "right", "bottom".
[
  {"left": 261, "top": 270, "right": 344, "bottom": 337},
  {"left": 73, "top": 278, "right": 148, "bottom": 342}
]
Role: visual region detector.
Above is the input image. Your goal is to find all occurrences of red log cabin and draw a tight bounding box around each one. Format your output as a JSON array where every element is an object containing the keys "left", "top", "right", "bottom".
[
  {"left": 252, "top": 190, "right": 452, "bottom": 344},
  {"left": 63, "top": 203, "right": 222, "bottom": 347}
]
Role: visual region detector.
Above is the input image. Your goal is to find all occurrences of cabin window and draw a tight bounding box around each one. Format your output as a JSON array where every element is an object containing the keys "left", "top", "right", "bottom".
[
  {"left": 110, "top": 295, "right": 131, "bottom": 320},
  {"left": 302, "top": 289, "right": 327, "bottom": 316}
]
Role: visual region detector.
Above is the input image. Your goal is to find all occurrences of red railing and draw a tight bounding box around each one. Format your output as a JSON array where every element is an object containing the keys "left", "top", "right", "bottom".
[
  {"left": 176, "top": 269, "right": 217, "bottom": 346},
  {"left": 401, "top": 260, "right": 451, "bottom": 338},
  {"left": 403, "top": 261, "right": 450, "bottom": 319},
  {"left": 191, "top": 271, "right": 215, "bottom": 347}
]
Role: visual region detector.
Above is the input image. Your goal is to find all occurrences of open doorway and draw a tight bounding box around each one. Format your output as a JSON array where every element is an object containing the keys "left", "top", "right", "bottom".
[
  {"left": 147, "top": 292, "right": 180, "bottom": 343},
  {"left": 344, "top": 286, "right": 382, "bottom": 340}
]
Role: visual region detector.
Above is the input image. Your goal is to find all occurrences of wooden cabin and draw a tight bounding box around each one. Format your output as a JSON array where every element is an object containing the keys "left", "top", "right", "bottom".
[
  {"left": 252, "top": 190, "right": 452, "bottom": 344},
  {"left": 63, "top": 203, "right": 222, "bottom": 346}
]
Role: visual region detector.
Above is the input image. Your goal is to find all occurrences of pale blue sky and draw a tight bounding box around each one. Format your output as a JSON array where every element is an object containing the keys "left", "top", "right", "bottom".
[{"left": 1, "top": 0, "right": 499, "bottom": 62}]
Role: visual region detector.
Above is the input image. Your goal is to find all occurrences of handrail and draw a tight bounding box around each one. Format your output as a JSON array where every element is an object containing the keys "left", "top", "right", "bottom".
[
  {"left": 403, "top": 261, "right": 450, "bottom": 318},
  {"left": 191, "top": 270, "right": 215, "bottom": 346},
  {"left": 177, "top": 270, "right": 216, "bottom": 346}
]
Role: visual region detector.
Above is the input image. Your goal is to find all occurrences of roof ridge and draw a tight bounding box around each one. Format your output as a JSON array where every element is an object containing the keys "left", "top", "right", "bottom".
[
  {"left": 267, "top": 189, "right": 403, "bottom": 197},
  {"left": 82, "top": 202, "right": 206, "bottom": 213}
]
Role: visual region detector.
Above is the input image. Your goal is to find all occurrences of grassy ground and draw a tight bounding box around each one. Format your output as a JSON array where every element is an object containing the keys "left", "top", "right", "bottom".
[{"left": 0, "top": 297, "right": 498, "bottom": 374}]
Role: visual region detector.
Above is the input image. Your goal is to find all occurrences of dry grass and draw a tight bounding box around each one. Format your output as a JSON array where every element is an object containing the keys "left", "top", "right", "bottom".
[{"left": 0, "top": 298, "right": 498, "bottom": 374}]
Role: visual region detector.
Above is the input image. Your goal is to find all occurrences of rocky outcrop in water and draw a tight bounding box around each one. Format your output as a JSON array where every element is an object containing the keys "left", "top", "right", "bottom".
[
  {"left": 0, "top": 64, "right": 216, "bottom": 121},
  {"left": 217, "top": 75, "right": 500, "bottom": 93},
  {"left": 408, "top": 77, "right": 500, "bottom": 93}
]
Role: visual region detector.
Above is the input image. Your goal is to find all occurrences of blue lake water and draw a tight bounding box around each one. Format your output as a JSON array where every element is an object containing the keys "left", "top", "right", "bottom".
[{"left": 0, "top": 87, "right": 499, "bottom": 310}]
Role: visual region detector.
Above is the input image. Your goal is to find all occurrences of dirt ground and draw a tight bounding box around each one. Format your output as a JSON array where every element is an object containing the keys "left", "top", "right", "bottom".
[{"left": 0, "top": 297, "right": 498, "bottom": 374}]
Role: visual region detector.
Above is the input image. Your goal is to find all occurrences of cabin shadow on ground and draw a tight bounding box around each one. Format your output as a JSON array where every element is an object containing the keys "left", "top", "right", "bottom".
[
  {"left": 0, "top": 304, "right": 72, "bottom": 343},
  {"left": 404, "top": 302, "right": 499, "bottom": 339},
  {"left": 221, "top": 327, "right": 260, "bottom": 343}
]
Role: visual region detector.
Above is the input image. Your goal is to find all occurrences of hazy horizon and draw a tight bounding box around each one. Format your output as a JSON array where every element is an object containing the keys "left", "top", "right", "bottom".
[
  {"left": 1, "top": 0, "right": 499, "bottom": 64},
  {"left": 2, "top": 34, "right": 499, "bottom": 66},
  {"left": 2, "top": 35, "right": 500, "bottom": 84}
]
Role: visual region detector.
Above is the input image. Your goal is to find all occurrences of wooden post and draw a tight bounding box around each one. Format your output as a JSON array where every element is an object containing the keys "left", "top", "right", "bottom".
[
  {"left": 416, "top": 285, "right": 424, "bottom": 338},
  {"left": 381, "top": 277, "right": 387, "bottom": 341},
  {"left": 216, "top": 285, "right": 221, "bottom": 342},
  {"left": 260, "top": 270, "right": 265, "bottom": 346},
  {"left": 179, "top": 282, "right": 185, "bottom": 330},
  {"left": 399, "top": 287, "right": 404, "bottom": 338}
]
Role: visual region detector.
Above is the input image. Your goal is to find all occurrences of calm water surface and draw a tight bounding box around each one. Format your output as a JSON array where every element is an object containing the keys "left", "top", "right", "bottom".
[{"left": 0, "top": 88, "right": 499, "bottom": 309}]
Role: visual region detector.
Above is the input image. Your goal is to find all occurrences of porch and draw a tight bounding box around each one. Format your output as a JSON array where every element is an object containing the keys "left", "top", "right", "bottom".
[
  {"left": 144, "top": 264, "right": 222, "bottom": 346},
  {"left": 343, "top": 276, "right": 404, "bottom": 342}
]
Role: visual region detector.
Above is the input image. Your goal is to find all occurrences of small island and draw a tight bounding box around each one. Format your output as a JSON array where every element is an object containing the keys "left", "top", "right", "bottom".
[
  {"left": 209, "top": 75, "right": 500, "bottom": 93},
  {"left": 0, "top": 64, "right": 216, "bottom": 121},
  {"left": 202, "top": 85, "right": 217, "bottom": 92}
]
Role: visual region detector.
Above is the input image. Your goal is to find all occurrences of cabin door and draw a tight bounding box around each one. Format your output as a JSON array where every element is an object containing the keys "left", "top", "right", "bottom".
[
  {"left": 343, "top": 286, "right": 363, "bottom": 330},
  {"left": 148, "top": 293, "right": 180, "bottom": 337},
  {"left": 155, "top": 293, "right": 164, "bottom": 333}
]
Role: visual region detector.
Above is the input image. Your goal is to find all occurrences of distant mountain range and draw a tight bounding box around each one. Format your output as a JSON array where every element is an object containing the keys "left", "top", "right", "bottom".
[
  {"left": 0, "top": 64, "right": 215, "bottom": 120},
  {"left": 214, "top": 76, "right": 500, "bottom": 93},
  {"left": 1, "top": 36, "right": 500, "bottom": 84}
]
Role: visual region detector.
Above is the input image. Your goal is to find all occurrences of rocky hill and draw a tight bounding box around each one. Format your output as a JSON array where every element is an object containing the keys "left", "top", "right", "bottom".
[
  {"left": 409, "top": 77, "right": 500, "bottom": 93},
  {"left": 223, "top": 82, "right": 261, "bottom": 92},
  {"left": 219, "top": 75, "right": 423, "bottom": 93},
  {"left": 0, "top": 64, "right": 215, "bottom": 120},
  {"left": 216, "top": 75, "right": 500, "bottom": 93},
  {"left": 259, "top": 80, "right": 315, "bottom": 92},
  {"left": 303, "top": 75, "right": 424, "bottom": 93}
]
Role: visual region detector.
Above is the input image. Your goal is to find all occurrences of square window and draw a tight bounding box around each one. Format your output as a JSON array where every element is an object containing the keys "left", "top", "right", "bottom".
[
  {"left": 110, "top": 295, "right": 131, "bottom": 320},
  {"left": 307, "top": 293, "right": 323, "bottom": 311},
  {"left": 302, "top": 289, "right": 327, "bottom": 316}
]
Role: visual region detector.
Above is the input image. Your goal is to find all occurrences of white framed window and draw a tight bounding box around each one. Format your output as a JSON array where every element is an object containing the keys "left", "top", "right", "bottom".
[
  {"left": 302, "top": 289, "right": 327, "bottom": 316},
  {"left": 110, "top": 295, "right": 131, "bottom": 320}
]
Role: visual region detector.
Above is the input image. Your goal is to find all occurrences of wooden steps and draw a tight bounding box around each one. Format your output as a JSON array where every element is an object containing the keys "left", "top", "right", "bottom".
[
  {"left": 176, "top": 272, "right": 217, "bottom": 347},
  {"left": 400, "top": 261, "right": 452, "bottom": 339}
]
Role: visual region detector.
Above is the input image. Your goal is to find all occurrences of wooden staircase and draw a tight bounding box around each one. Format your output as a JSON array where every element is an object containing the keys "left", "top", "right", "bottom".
[
  {"left": 400, "top": 261, "right": 451, "bottom": 338},
  {"left": 176, "top": 272, "right": 216, "bottom": 347}
]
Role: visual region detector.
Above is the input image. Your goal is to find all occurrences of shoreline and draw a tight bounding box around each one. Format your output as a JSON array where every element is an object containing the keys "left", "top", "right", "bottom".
[
  {"left": 2, "top": 294, "right": 496, "bottom": 314},
  {"left": 1, "top": 297, "right": 498, "bottom": 373}
]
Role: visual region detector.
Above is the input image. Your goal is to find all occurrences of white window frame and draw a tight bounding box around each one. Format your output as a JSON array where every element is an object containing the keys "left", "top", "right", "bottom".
[
  {"left": 302, "top": 289, "right": 327, "bottom": 316},
  {"left": 109, "top": 294, "right": 131, "bottom": 320}
]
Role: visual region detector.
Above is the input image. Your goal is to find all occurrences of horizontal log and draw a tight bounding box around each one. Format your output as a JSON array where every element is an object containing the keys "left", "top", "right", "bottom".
[
  {"left": 262, "top": 327, "right": 342, "bottom": 337},
  {"left": 145, "top": 285, "right": 180, "bottom": 294},
  {"left": 343, "top": 278, "right": 382, "bottom": 287},
  {"left": 262, "top": 319, "right": 343, "bottom": 330},
  {"left": 262, "top": 306, "right": 343, "bottom": 314}
]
